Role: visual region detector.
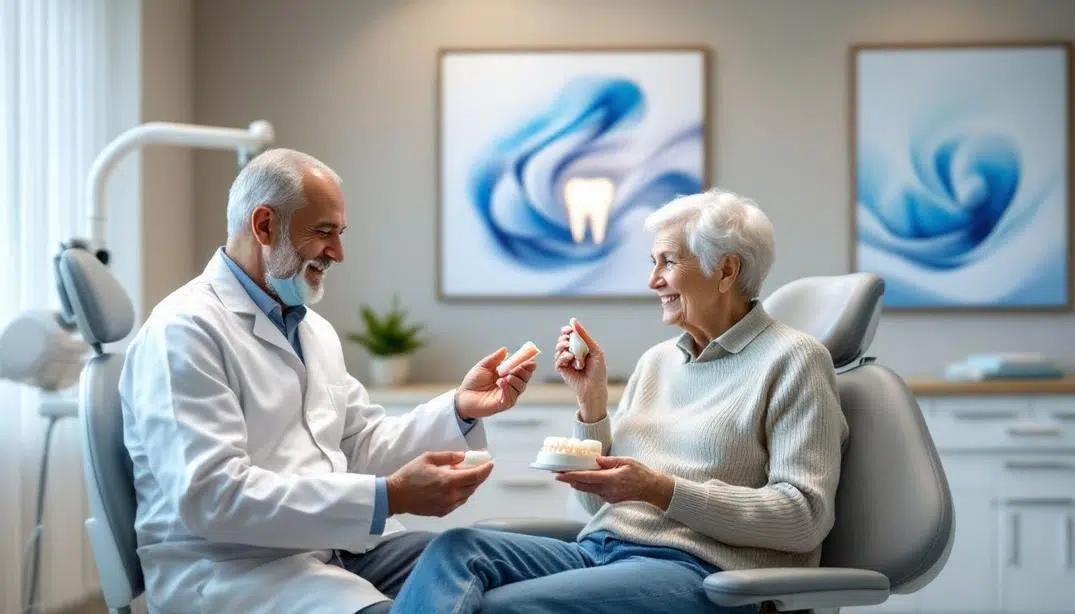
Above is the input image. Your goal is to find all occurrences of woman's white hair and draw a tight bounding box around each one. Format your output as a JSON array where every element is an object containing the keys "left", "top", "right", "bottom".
[
  {"left": 643, "top": 188, "right": 775, "bottom": 298},
  {"left": 226, "top": 148, "right": 342, "bottom": 238}
]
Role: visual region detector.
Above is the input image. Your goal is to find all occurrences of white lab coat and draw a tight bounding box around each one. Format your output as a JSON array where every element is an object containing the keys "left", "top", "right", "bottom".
[{"left": 119, "top": 251, "right": 486, "bottom": 614}]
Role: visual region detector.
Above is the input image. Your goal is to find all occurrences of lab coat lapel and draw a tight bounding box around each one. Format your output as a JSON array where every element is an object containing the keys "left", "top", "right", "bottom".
[
  {"left": 298, "top": 321, "right": 326, "bottom": 391},
  {"left": 204, "top": 251, "right": 304, "bottom": 366},
  {"left": 297, "top": 318, "right": 348, "bottom": 471}
]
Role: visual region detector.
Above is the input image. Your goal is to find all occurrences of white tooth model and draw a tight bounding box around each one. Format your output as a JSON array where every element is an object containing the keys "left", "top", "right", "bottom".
[
  {"left": 531, "top": 436, "right": 602, "bottom": 471},
  {"left": 568, "top": 327, "right": 589, "bottom": 370},
  {"left": 456, "top": 450, "right": 492, "bottom": 468}
]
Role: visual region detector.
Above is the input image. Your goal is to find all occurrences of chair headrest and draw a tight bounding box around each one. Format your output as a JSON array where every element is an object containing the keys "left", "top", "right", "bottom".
[
  {"left": 57, "top": 248, "right": 134, "bottom": 347},
  {"left": 762, "top": 272, "right": 884, "bottom": 368}
]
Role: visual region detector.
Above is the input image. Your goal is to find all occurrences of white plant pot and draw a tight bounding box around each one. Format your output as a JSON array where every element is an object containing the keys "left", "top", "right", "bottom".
[{"left": 368, "top": 355, "right": 411, "bottom": 387}]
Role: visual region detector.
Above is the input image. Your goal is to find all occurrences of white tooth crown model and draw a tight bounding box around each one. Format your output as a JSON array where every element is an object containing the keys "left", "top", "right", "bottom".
[
  {"left": 456, "top": 450, "right": 492, "bottom": 468},
  {"left": 533, "top": 436, "right": 603, "bottom": 470}
]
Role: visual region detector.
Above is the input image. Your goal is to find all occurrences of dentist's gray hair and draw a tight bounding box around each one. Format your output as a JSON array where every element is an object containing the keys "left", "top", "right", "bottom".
[
  {"left": 643, "top": 188, "right": 775, "bottom": 298},
  {"left": 226, "top": 148, "right": 341, "bottom": 239}
]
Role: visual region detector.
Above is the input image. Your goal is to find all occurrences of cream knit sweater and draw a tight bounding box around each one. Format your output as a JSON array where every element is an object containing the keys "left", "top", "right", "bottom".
[{"left": 574, "top": 302, "right": 849, "bottom": 571}]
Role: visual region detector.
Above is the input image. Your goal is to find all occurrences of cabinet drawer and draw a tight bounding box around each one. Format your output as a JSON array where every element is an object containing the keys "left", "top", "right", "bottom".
[
  {"left": 926, "top": 398, "right": 1075, "bottom": 451},
  {"left": 997, "top": 455, "right": 1075, "bottom": 499}
]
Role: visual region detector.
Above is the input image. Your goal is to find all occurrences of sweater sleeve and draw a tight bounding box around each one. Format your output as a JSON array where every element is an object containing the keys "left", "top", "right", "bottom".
[
  {"left": 571, "top": 364, "right": 640, "bottom": 515},
  {"left": 664, "top": 341, "right": 849, "bottom": 554}
]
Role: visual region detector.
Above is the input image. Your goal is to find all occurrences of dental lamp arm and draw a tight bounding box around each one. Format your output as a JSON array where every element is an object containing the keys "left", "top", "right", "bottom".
[{"left": 83, "top": 120, "right": 274, "bottom": 262}]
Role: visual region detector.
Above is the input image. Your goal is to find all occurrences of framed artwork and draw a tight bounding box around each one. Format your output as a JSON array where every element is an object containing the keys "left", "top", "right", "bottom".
[
  {"left": 436, "top": 47, "right": 710, "bottom": 300},
  {"left": 850, "top": 42, "right": 1072, "bottom": 311}
]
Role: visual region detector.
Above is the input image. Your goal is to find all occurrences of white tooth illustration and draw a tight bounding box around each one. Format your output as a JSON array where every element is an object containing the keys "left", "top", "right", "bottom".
[{"left": 564, "top": 177, "right": 615, "bottom": 244}]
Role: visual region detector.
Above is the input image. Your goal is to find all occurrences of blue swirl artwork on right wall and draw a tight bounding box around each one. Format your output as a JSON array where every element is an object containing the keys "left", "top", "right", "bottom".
[
  {"left": 853, "top": 44, "right": 1071, "bottom": 309},
  {"left": 439, "top": 49, "right": 707, "bottom": 299}
]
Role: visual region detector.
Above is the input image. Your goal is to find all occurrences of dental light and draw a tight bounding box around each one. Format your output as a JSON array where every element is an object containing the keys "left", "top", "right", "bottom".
[
  {"left": 0, "top": 120, "right": 275, "bottom": 394},
  {"left": 564, "top": 177, "right": 616, "bottom": 245},
  {"left": 0, "top": 120, "right": 274, "bottom": 614}
]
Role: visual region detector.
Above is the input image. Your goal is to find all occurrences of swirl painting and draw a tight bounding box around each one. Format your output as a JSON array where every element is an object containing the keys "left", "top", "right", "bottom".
[
  {"left": 852, "top": 43, "right": 1072, "bottom": 310},
  {"left": 437, "top": 48, "right": 708, "bottom": 299}
]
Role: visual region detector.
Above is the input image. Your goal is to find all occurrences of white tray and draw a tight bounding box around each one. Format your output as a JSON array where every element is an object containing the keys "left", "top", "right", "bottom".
[{"left": 528, "top": 460, "right": 599, "bottom": 472}]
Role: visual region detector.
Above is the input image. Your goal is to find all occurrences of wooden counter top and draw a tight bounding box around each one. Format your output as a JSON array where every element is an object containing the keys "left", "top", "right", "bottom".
[
  {"left": 904, "top": 377, "right": 1075, "bottom": 396},
  {"left": 367, "top": 377, "right": 1075, "bottom": 406}
]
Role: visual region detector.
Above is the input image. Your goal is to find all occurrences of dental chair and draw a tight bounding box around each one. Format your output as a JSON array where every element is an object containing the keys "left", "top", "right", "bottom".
[
  {"left": 475, "top": 272, "right": 955, "bottom": 613},
  {"left": 57, "top": 248, "right": 143, "bottom": 614}
]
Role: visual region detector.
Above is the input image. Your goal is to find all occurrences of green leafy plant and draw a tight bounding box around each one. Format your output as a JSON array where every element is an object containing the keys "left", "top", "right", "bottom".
[{"left": 346, "top": 293, "right": 427, "bottom": 357}]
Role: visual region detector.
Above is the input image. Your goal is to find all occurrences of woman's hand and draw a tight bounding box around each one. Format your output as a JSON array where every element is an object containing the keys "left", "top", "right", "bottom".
[
  {"left": 554, "top": 318, "right": 608, "bottom": 421},
  {"left": 555, "top": 457, "right": 675, "bottom": 510}
]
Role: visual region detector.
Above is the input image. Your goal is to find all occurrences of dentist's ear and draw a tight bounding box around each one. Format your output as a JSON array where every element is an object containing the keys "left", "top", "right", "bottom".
[{"left": 250, "top": 205, "right": 278, "bottom": 248}]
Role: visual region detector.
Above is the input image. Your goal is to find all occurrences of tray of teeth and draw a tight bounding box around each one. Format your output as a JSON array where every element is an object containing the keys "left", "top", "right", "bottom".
[{"left": 529, "top": 436, "right": 603, "bottom": 472}]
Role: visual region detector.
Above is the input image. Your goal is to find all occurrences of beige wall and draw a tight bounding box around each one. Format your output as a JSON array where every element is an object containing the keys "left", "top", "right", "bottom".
[
  {"left": 142, "top": 0, "right": 195, "bottom": 312},
  {"left": 192, "top": 0, "right": 1075, "bottom": 384}
]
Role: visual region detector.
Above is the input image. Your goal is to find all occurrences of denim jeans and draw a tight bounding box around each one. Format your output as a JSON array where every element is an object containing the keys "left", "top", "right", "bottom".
[{"left": 389, "top": 527, "right": 761, "bottom": 614}]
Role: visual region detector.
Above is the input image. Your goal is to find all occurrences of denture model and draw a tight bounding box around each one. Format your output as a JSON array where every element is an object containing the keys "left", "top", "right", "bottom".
[{"left": 532, "top": 437, "right": 602, "bottom": 470}]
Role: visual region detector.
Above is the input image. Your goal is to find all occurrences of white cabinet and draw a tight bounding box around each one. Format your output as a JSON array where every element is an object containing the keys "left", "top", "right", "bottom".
[
  {"left": 998, "top": 498, "right": 1075, "bottom": 613},
  {"left": 910, "top": 394, "right": 1075, "bottom": 614}
]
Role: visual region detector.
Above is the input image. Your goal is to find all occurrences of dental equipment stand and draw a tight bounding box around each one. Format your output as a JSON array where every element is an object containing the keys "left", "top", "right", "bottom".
[{"left": 11, "top": 120, "right": 275, "bottom": 614}]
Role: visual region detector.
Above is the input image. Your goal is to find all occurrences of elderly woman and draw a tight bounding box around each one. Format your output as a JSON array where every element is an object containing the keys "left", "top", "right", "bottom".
[{"left": 388, "top": 189, "right": 849, "bottom": 614}]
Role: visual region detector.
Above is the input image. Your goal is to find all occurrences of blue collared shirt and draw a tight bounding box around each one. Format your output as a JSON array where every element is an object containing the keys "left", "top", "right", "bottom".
[
  {"left": 221, "top": 249, "right": 307, "bottom": 362},
  {"left": 219, "top": 248, "right": 475, "bottom": 535}
]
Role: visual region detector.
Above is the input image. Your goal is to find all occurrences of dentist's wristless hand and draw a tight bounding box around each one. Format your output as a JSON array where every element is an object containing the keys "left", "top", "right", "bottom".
[
  {"left": 554, "top": 319, "right": 608, "bottom": 422},
  {"left": 385, "top": 451, "right": 494, "bottom": 517},
  {"left": 455, "top": 347, "right": 538, "bottom": 420}
]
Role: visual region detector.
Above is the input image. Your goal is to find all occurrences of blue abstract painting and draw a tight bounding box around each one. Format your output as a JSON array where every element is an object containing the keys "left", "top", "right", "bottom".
[
  {"left": 853, "top": 44, "right": 1071, "bottom": 310},
  {"left": 438, "top": 49, "right": 708, "bottom": 299}
]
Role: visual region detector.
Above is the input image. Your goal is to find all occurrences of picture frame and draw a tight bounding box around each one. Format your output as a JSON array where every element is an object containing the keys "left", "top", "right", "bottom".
[
  {"left": 436, "top": 46, "right": 711, "bottom": 302},
  {"left": 849, "top": 41, "right": 1073, "bottom": 312}
]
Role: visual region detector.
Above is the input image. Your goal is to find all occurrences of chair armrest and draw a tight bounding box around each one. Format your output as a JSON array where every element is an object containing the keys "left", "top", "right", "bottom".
[
  {"left": 472, "top": 518, "right": 586, "bottom": 542},
  {"left": 703, "top": 567, "right": 890, "bottom": 611}
]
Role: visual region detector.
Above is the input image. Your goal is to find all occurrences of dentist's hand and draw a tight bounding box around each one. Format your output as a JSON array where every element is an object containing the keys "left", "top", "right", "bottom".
[
  {"left": 555, "top": 319, "right": 608, "bottom": 422},
  {"left": 455, "top": 347, "right": 538, "bottom": 420},
  {"left": 386, "top": 451, "right": 493, "bottom": 517}
]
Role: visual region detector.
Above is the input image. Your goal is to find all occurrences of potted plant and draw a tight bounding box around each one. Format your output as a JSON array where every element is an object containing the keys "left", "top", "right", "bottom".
[{"left": 346, "top": 293, "right": 426, "bottom": 387}]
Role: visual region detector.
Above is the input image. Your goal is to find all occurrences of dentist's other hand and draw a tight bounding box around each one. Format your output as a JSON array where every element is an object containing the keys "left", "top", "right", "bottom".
[
  {"left": 386, "top": 451, "right": 494, "bottom": 517},
  {"left": 555, "top": 319, "right": 607, "bottom": 422},
  {"left": 455, "top": 347, "right": 538, "bottom": 420}
]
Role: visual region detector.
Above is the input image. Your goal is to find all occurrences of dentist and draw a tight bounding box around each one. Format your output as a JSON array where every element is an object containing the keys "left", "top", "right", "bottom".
[{"left": 119, "top": 148, "right": 537, "bottom": 614}]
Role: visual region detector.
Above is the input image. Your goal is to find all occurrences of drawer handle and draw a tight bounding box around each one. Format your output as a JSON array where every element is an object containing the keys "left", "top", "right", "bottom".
[
  {"left": 1005, "top": 424, "right": 1063, "bottom": 437},
  {"left": 1054, "top": 411, "right": 1075, "bottom": 422},
  {"left": 1010, "top": 513, "right": 1020, "bottom": 567},
  {"left": 493, "top": 418, "right": 545, "bottom": 429},
  {"left": 1067, "top": 514, "right": 1074, "bottom": 570},
  {"left": 1000, "top": 497, "right": 1075, "bottom": 508},
  {"left": 1003, "top": 461, "right": 1075, "bottom": 472},
  {"left": 497, "top": 479, "right": 552, "bottom": 490},
  {"left": 953, "top": 410, "right": 1019, "bottom": 421}
]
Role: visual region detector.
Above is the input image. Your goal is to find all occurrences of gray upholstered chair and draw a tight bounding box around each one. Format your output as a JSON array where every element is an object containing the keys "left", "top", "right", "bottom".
[
  {"left": 476, "top": 272, "right": 955, "bottom": 613},
  {"left": 57, "top": 248, "right": 143, "bottom": 614}
]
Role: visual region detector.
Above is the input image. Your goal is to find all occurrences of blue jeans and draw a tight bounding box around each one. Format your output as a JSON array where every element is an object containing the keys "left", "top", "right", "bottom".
[{"left": 389, "top": 527, "right": 761, "bottom": 614}]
